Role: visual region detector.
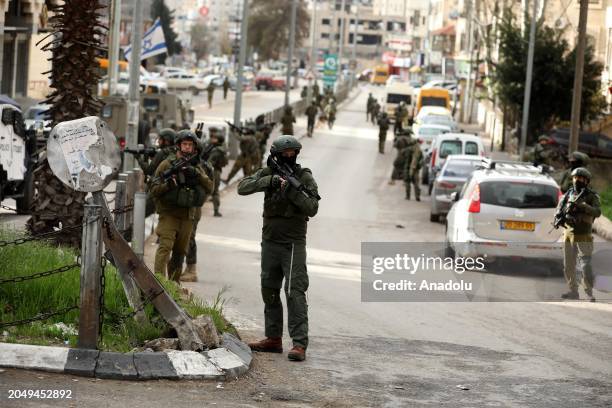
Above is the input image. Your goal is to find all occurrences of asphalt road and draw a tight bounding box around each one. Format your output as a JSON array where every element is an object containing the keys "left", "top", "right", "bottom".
[{"left": 1, "top": 85, "right": 612, "bottom": 407}]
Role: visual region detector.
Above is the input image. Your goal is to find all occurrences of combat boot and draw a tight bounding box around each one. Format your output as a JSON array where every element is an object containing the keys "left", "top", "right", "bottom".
[
  {"left": 585, "top": 289, "right": 596, "bottom": 302},
  {"left": 287, "top": 346, "right": 306, "bottom": 361},
  {"left": 214, "top": 210, "right": 222, "bottom": 217},
  {"left": 180, "top": 264, "right": 198, "bottom": 282},
  {"left": 248, "top": 337, "right": 283, "bottom": 353},
  {"left": 561, "top": 290, "right": 579, "bottom": 300}
]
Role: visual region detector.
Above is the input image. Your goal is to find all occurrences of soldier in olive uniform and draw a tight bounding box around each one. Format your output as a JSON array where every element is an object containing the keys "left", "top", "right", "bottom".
[
  {"left": 136, "top": 128, "right": 177, "bottom": 176},
  {"left": 280, "top": 106, "right": 296, "bottom": 135},
  {"left": 389, "top": 131, "right": 412, "bottom": 185},
  {"left": 403, "top": 138, "right": 423, "bottom": 201},
  {"left": 394, "top": 102, "right": 408, "bottom": 135},
  {"left": 238, "top": 136, "right": 320, "bottom": 362},
  {"left": 223, "top": 77, "right": 230, "bottom": 100},
  {"left": 208, "top": 127, "right": 229, "bottom": 216},
  {"left": 371, "top": 101, "right": 380, "bottom": 125},
  {"left": 533, "top": 135, "right": 553, "bottom": 166},
  {"left": 559, "top": 151, "right": 590, "bottom": 193},
  {"left": 207, "top": 82, "right": 215, "bottom": 108},
  {"left": 148, "top": 130, "right": 213, "bottom": 282},
  {"left": 224, "top": 130, "right": 260, "bottom": 184},
  {"left": 366, "top": 93, "right": 375, "bottom": 121},
  {"left": 305, "top": 101, "right": 318, "bottom": 137},
  {"left": 377, "top": 111, "right": 390, "bottom": 154},
  {"left": 555, "top": 167, "right": 601, "bottom": 301}
]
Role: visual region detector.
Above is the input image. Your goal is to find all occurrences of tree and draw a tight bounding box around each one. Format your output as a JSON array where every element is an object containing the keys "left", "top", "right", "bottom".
[
  {"left": 247, "top": 0, "right": 310, "bottom": 60},
  {"left": 27, "top": 0, "right": 106, "bottom": 245},
  {"left": 491, "top": 12, "right": 604, "bottom": 144},
  {"left": 151, "top": 0, "right": 182, "bottom": 63},
  {"left": 190, "top": 23, "right": 211, "bottom": 60}
]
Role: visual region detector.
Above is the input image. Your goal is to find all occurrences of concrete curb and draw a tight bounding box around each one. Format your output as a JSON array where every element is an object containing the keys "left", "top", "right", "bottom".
[{"left": 0, "top": 333, "right": 252, "bottom": 381}]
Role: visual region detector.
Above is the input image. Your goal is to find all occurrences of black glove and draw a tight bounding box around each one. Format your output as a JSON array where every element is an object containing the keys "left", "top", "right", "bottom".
[
  {"left": 182, "top": 166, "right": 198, "bottom": 179},
  {"left": 270, "top": 175, "right": 283, "bottom": 190}
]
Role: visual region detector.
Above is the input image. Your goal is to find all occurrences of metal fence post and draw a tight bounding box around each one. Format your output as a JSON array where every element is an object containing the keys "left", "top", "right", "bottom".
[
  {"left": 114, "top": 177, "right": 127, "bottom": 232},
  {"left": 78, "top": 204, "right": 103, "bottom": 349},
  {"left": 132, "top": 192, "right": 146, "bottom": 260}
]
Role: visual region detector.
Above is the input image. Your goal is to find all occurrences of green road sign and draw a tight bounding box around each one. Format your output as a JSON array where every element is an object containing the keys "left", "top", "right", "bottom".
[{"left": 323, "top": 53, "right": 338, "bottom": 86}]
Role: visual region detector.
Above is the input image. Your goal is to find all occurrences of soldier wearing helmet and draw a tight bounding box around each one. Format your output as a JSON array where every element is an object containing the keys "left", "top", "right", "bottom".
[
  {"left": 394, "top": 101, "right": 408, "bottom": 135},
  {"left": 224, "top": 125, "right": 260, "bottom": 184},
  {"left": 148, "top": 129, "right": 213, "bottom": 282},
  {"left": 238, "top": 135, "right": 320, "bottom": 362},
  {"left": 555, "top": 166, "right": 601, "bottom": 301},
  {"left": 280, "top": 106, "right": 296, "bottom": 135},
  {"left": 389, "top": 131, "right": 413, "bottom": 184},
  {"left": 533, "top": 135, "right": 553, "bottom": 167},
  {"left": 136, "top": 128, "right": 177, "bottom": 177},
  {"left": 559, "top": 151, "right": 590, "bottom": 193},
  {"left": 206, "top": 127, "right": 228, "bottom": 217},
  {"left": 377, "top": 111, "right": 390, "bottom": 154}
]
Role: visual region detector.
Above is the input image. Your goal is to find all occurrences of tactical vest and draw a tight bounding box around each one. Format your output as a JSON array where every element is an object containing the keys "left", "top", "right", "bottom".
[
  {"left": 261, "top": 166, "right": 310, "bottom": 219},
  {"left": 158, "top": 160, "right": 206, "bottom": 208}
]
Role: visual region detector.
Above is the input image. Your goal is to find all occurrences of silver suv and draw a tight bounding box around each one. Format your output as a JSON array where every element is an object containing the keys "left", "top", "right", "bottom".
[{"left": 445, "top": 160, "right": 563, "bottom": 262}]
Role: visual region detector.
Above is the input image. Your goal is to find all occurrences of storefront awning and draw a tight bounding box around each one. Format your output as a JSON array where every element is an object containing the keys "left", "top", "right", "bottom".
[{"left": 432, "top": 24, "right": 456, "bottom": 36}]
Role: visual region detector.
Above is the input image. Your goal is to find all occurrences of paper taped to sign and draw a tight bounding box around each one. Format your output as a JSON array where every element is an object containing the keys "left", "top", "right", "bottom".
[{"left": 47, "top": 116, "right": 121, "bottom": 192}]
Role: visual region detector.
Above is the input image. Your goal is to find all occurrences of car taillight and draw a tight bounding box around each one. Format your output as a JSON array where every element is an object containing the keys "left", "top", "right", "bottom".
[
  {"left": 119, "top": 137, "right": 126, "bottom": 149},
  {"left": 468, "top": 184, "right": 481, "bottom": 213},
  {"left": 437, "top": 181, "right": 456, "bottom": 189},
  {"left": 557, "top": 188, "right": 563, "bottom": 203},
  {"left": 431, "top": 148, "right": 437, "bottom": 167}
]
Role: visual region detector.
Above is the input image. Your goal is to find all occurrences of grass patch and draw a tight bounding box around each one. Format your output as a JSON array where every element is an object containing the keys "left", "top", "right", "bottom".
[
  {"left": 601, "top": 186, "right": 612, "bottom": 220},
  {"left": 0, "top": 227, "right": 233, "bottom": 352}
]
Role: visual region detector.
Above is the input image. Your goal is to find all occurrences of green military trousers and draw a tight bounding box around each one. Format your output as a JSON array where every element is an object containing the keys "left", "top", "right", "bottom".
[
  {"left": 260, "top": 240, "right": 309, "bottom": 349},
  {"left": 404, "top": 171, "right": 420, "bottom": 200},
  {"left": 563, "top": 231, "right": 594, "bottom": 292},
  {"left": 154, "top": 214, "right": 193, "bottom": 281},
  {"left": 378, "top": 130, "right": 387, "bottom": 154}
]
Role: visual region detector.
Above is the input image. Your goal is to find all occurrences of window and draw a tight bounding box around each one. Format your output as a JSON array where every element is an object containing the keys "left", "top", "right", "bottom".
[
  {"left": 439, "top": 140, "right": 462, "bottom": 158},
  {"left": 443, "top": 160, "right": 481, "bottom": 178},
  {"left": 322, "top": 18, "right": 330, "bottom": 25},
  {"left": 386, "top": 94, "right": 411, "bottom": 104},
  {"left": 464, "top": 141, "right": 479, "bottom": 155},
  {"left": 480, "top": 182, "right": 559, "bottom": 209}
]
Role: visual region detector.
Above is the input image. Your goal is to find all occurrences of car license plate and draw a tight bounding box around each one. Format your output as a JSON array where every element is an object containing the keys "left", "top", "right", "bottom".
[{"left": 500, "top": 220, "right": 535, "bottom": 231}]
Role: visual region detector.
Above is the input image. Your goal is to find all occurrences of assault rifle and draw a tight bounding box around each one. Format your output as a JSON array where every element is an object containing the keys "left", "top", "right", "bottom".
[
  {"left": 149, "top": 154, "right": 201, "bottom": 185},
  {"left": 552, "top": 188, "right": 586, "bottom": 230},
  {"left": 267, "top": 155, "right": 321, "bottom": 200},
  {"left": 124, "top": 147, "right": 157, "bottom": 157},
  {"left": 225, "top": 121, "right": 255, "bottom": 135},
  {"left": 200, "top": 143, "right": 215, "bottom": 161}
]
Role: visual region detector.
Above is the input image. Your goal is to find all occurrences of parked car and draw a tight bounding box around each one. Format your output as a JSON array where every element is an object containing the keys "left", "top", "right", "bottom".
[
  {"left": 165, "top": 72, "right": 207, "bottom": 94},
  {"left": 24, "top": 103, "right": 52, "bottom": 136},
  {"left": 415, "top": 124, "right": 452, "bottom": 154},
  {"left": 445, "top": 160, "right": 563, "bottom": 266},
  {"left": 98, "top": 72, "right": 130, "bottom": 96},
  {"left": 548, "top": 127, "right": 612, "bottom": 159},
  {"left": 255, "top": 71, "right": 286, "bottom": 90},
  {"left": 425, "top": 133, "right": 485, "bottom": 190},
  {"left": 413, "top": 107, "right": 458, "bottom": 138},
  {"left": 430, "top": 155, "right": 484, "bottom": 222}
]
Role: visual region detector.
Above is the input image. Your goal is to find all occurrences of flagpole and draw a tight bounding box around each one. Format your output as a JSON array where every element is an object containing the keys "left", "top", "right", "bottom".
[{"left": 124, "top": 0, "right": 144, "bottom": 171}]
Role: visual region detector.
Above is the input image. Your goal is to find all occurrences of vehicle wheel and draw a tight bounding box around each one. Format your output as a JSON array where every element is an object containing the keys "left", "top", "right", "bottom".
[
  {"left": 16, "top": 170, "right": 34, "bottom": 214},
  {"left": 430, "top": 213, "right": 439, "bottom": 223}
]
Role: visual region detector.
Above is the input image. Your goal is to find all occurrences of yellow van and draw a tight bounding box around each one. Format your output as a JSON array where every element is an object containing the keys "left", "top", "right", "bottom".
[
  {"left": 371, "top": 65, "right": 389, "bottom": 85},
  {"left": 416, "top": 87, "right": 450, "bottom": 114}
]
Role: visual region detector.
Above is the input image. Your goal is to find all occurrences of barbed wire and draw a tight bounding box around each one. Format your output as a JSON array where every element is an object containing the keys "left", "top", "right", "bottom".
[
  {"left": 0, "top": 225, "right": 83, "bottom": 248},
  {"left": 0, "top": 263, "right": 79, "bottom": 285},
  {"left": 0, "top": 304, "right": 79, "bottom": 329}
]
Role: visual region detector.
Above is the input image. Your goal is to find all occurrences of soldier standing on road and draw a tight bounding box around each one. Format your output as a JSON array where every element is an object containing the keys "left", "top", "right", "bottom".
[
  {"left": 136, "top": 128, "right": 177, "bottom": 177},
  {"left": 148, "top": 130, "right": 213, "bottom": 282},
  {"left": 388, "top": 131, "right": 412, "bottom": 185},
  {"left": 238, "top": 135, "right": 320, "bottom": 362},
  {"left": 559, "top": 151, "right": 590, "bottom": 193},
  {"left": 533, "top": 135, "right": 553, "bottom": 166},
  {"left": 377, "top": 111, "right": 390, "bottom": 154},
  {"left": 281, "top": 106, "right": 296, "bottom": 135},
  {"left": 224, "top": 129, "right": 260, "bottom": 184},
  {"left": 255, "top": 115, "right": 275, "bottom": 167},
  {"left": 366, "top": 93, "right": 375, "bottom": 121},
  {"left": 371, "top": 101, "right": 380, "bottom": 125},
  {"left": 207, "top": 82, "right": 215, "bottom": 109},
  {"left": 223, "top": 77, "right": 230, "bottom": 100},
  {"left": 325, "top": 100, "right": 337, "bottom": 130},
  {"left": 555, "top": 168, "right": 601, "bottom": 301},
  {"left": 394, "top": 102, "right": 407, "bottom": 135},
  {"left": 403, "top": 138, "right": 423, "bottom": 201},
  {"left": 207, "top": 127, "right": 228, "bottom": 217},
  {"left": 305, "top": 101, "right": 318, "bottom": 137}
]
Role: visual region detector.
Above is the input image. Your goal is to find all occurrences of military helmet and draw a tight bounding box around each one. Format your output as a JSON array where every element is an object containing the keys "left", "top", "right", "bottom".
[
  {"left": 568, "top": 151, "right": 589, "bottom": 165},
  {"left": 209, "top": 127, "right": 225, "bottom": 143},
  {"left": 270, "top": 135, "right": 302, "bottom": 154},
  {"left": 538, "top": 135, "right": 550, "bottom": 142},
  {"left": 571, "top": 167, "right": 592, "bottom": 181},
  {"left": 158, "top": 128, "right": 176, "bottom": 144},
  {"left": 175, "top": 129, "right": 198, "bottom": 145}
]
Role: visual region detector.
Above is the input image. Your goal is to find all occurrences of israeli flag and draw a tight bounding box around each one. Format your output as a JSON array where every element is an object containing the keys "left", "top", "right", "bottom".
[{"left": 124, "top": 19, "right": 167, "bottom": 61}]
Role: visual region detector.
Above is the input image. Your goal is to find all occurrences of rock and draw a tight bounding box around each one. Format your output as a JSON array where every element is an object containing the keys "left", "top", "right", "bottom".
[
  {"left": 143, "top": 338, "right": 180, "bottom": 352},
  {"left": 192, "top": 315, "right": 220, "bottom": 350}
]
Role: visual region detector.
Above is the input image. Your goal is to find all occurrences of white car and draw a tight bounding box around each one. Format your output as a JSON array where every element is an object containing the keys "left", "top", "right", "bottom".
[
  {"left": 165, "top": 72, "right": 207, "bottom": 94},
  {"left": 413, "top": 106, "right": 458, "bottom": 137},
  {"left": 445, "top": 160, "right": 564, "bottom": 264},
  {"left": 98, "top": 72, "right": 130, "bottom": 96},
  {"left": 415, "top": 124, "right": 451, "bottom": 154},
  {"left": 424, "top": 133, "right": 485, "bottom": 188}
]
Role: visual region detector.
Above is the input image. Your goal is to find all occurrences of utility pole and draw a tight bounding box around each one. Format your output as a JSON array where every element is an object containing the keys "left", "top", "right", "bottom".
[
  {"left": 569, "top": 0, "right": 590, "bottom": 154},
  {"left": 285, "top": 0, "right": 298, "bottom": 107},
  {"left": 231, "top": 0, "right": 249, "bottom": 159},
  {"left": 462, "top": 0, "right": 474, "bottom": 123},
  {"left": 308, "top": 0, "right": 319, "bottom": 105},
  {"left": 108, "top": 0, "right": 122, "bottom": 95},
  {"left": 124, "top": 0, "right": 144, "bottom": 172},
  {"left": 425, "top": 0, "right": 433, "bottom": 68},
  {"left": 338, "top": 0, "right": 347, "bottom": 85},
  {"left": 518, "top": 0, "right": 538, "bottom": 159},
  {"left": 350, "top": 3, "right": 358, "bottom": 89}
]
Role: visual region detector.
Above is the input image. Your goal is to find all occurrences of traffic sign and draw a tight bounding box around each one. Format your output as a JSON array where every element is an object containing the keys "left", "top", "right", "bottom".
[
  {"left": 199, "top": 6, "right": 209, "bottom": 18},
  {"left": 323, "top": 53, "right": 338, "bottom": 86}
]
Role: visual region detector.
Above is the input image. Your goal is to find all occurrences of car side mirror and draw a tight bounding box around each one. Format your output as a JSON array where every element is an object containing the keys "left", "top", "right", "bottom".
[{"left": 450, "top": 192, "right": 459, "bottom": 202}]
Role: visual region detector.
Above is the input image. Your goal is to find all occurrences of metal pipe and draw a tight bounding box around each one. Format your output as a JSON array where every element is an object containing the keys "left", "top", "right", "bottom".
[
  {"left": 285, "top": 0, "right": 298, "bottom": 107},
  {"left": 124, "top": 0, "right": 144, "bottom": 171},
  {"left": 108, "top": 0, "right": 122, "bottom": 95},
  {"left": 232, "top": 0, "right": 249, "bottom": 159},
  {"left": 133, "top": 192, "right": 146, "bottom": 260},
  {"left": 519, "top": 0, "right": 538, "bottom": 159},
  {"left": 568, "top": 0, "right": 590, "bottom": 154}
]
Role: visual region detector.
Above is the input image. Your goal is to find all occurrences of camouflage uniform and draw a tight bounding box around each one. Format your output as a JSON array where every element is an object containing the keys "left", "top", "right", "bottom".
[
  {"left": 238, "top": 136, "right": 320, "bottom": 360},
  {"left": 225, "top": 132, "right": 260, "bottom": 184},
  {"left": 281, "top": 107, "right": 296, "bottom": 135},
  {"left": 394, "top": 103, "right": 407, "bottom": 135},
  {"left": 555, "top": 168, "right": 601, "bottom": 300},
  {"left": 371, "top": 102, "right": 380, "bottom": 125},
  {"left": 366, "top": 94, "right": 375, "bottom": 121},
  {"left": 377, "top": 113, "right": 390, "bottom": 154},
  {"left": 559, "top": 151, "right": 590, "bottom": 193},
  {"left": 403, "top": 139, "right": 423, "bottom": 200},
  {"left": 533, "top": 135, "right": 553, "bottom": 166},
  {"left": 305, "top": 103, "right": 318, "bottom": 137},
  {"left": 207, "top": 83, "right": 215, "bottom": 108},
  {"left": 390, "top": 134, "right": 412, "bottom": 181}
]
